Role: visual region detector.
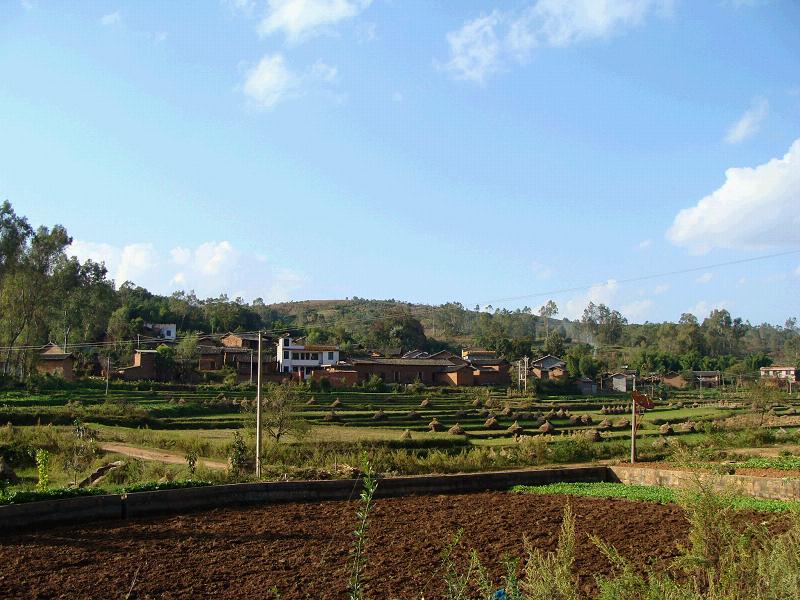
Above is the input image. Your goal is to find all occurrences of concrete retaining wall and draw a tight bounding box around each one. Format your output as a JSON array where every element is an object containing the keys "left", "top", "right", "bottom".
[
  {"left": 1, "top": 466, "right": 607, "bottom": 531},
  {"left": 609, "top": 465, "right": 800, "bottom": 501},
  {"left": 0, "top": 493, "right": 122, "bottom": 531},
  {"left": 6, "top": 464, "right": 797, "bottom": 532}
]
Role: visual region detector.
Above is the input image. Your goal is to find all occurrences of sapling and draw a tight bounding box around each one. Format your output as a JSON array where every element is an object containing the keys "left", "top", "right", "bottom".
[{"left": 348, "top": 453, "right": 377, "bottom": 600}]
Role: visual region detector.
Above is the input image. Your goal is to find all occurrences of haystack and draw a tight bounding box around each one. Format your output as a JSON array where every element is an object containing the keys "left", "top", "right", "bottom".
[
  {"left": 556, "top": 408, "right": 566, "bottom": 419},
  {"left": 484, "top": 416, "right": 500, "bottom": 430},
  {"left": 306, "top": 397, "right": 317, "bottom": 406},
  {"left": 448, "top": 423, "right": 466, "bottom": 435},
  {"left": 679, "top": 420, "right": 695, "bottom": 433},
  {"left": 400, "top": 429, "right": 412, "bottom": 440},
  {"left": 584, "top": 429, "right": 601, "bottom": 442},
  {"left": 323, "top": 411, "right": 340, "bottom": 422},
  {"left": 507, "top": 421, "right": 524, "bottom": 436},
  {"left": 580, "top": 414, "right": 593, "bottom": 425},
  {"left": 597, "top": 419, "right": 612, "bottom": 430},
  {"left": 617, "top": 418, "right": 630, "bottom": 428},
  {"left": 372, "top": 410, "right": 387, "bottom": 421},
  {"left": 600, "top": 406, "right": 609, "bottom": 415},
  {"left": 659, "top": 423, "right": 674, "bottom": 436},
  {"left": 569, "top": 415, "right": 580, "bottom": 425},
  {"left": 330, "top": 399, "right": 342, "bottom": 408},
  {"left": 501, "top": 406, "right": 514, "bottom": 417},
  {"left": 472, "top": 398, "right": 484, "bottom": 408},
  {"left": 407, "top": 410, "right": 421, "bottom": 420},
  {"left": 420, "top": 398, "right": 432, "bottom": 408},
  {"left": 538, "top": 420, "right": 556, "bottom": 434},
  {"left": 428, "top": 417, "right": 444, "bottom": 432}
]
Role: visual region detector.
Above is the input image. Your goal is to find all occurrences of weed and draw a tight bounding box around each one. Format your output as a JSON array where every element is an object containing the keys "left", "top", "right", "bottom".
[{"left": 348, "top": 453, "right": 377, "bottom": 600}]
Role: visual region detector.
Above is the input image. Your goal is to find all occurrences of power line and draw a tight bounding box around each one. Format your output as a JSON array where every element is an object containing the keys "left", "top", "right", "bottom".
[{"left": 479, "top": 249, "right": 800, "bottom": 306}]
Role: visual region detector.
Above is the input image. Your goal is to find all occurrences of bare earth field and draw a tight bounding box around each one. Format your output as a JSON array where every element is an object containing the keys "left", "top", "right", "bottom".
[{"left": 0, "top": 492, "right": 689, "bottom": 599}]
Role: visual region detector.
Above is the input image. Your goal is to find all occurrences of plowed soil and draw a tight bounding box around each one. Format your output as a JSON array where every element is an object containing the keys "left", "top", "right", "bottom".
[{"left": 0, "top": 492, "right": 689, "bottom": 599}]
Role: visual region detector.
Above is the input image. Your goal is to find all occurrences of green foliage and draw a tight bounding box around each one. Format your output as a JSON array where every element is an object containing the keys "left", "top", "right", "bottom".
[
  {"left": 520, "top": 503, "right": 578, "bottom": 600},
  {"left": 227, "top": 431, "right": 249, "bottom": 477},
  {"left": 185, "top": 449, "right": 198, "bottom": 477},
  {"left": 0, "top": 486, "right": 106, "bottom": 505},
  {"left": 512, "top": 481, "right": 800, "bottom": 513},
  {"left": 348, "top": 454, "right": 377, "bottom": 600},
  {"left": 35, "top": 448, "right": 51, "bottom": 491}
]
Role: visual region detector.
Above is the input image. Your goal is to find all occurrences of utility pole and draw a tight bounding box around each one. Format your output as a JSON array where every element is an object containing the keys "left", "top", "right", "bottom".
[
  {"left": 137, "top": 334, "right": 140, "bottom": 349},
  {"left": 255, "top": 331, "right": 263, "bottom": 478},
  {"left": 105, "top": 356, "right": 111, "bottom": 397},
  {"left": 523, "top": 356, "right": 529, "bottom": 393},
  {"left": 249, "top": 348, "right": 254, "bottom": 385},
  {"left": 631, "top": 375, "right": 637, "bottom": 463}
]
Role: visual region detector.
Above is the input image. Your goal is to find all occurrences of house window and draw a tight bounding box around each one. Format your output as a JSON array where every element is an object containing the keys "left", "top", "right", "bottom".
[
  {"left": 292, "top": 352, "right": 299, "bottom": 360},
  {"left": 311, "top": 353, "right": 319, "bottom": 361},
  {"left": 328, "top": 352, "right": 334, "bottom": 360},
  {"left": 283, "top": 351, "right": 289, "bottom": 359},
  {"left": 283, "top": 366, "right": 289, "bottom": 373}
]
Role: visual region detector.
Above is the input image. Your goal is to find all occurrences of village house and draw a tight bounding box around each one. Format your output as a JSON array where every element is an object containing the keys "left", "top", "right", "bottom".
[
  {"left": 35, "top": 343, "right": 76, "bottom": 382},
  {"left": 530, "top": 354, "right": 568, "bottom": 380},
  {"left": 277, "top": 336, "right": 340, "bottom": 379},
  {"left": 760, "top": 365, "right": 798, "bottom": 383},
  {"left": 317, "top": 348, "right": 510, "bottom": 388},
  {"left": 143, "top": 323, "right": 177, "bottom": 341},
  {"left": 116, "top": 349, "right": 157, "bottom": 381},
  {"left": 606, "top": 372, "right": 635, "bottom": 393}
]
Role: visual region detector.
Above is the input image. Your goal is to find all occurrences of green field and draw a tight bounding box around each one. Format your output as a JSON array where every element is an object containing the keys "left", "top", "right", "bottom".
[{"left": 2, "top": 382, "right": 799, "bottom": 502}]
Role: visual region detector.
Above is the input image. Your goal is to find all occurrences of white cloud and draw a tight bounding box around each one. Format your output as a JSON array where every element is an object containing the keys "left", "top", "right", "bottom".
[
  {"left": 443, "top": 11, "right": 504, "bottom": 83},
  {"left": 311, "top": 60, "right": 338, "bottom": 83},
  {"left": 621, "top": 299, "right": 653, "bottom": 322},
  {"left": 443, "top": 0, "right": 671, "bottom": 82},
  {"left": 563, "top": 279, "right": 619, "bottom": 319},
  {"left": 696, "top": 272, "right": 714, "bottom": 284},
  {"left": 117, "top": 244, "right": 159, "bottom": 284},
  {"left": 687, "top": 300, "right": 728, "bottom": 319},
  {"left": 71, "top": 239, "right": 305, "bottom": 302},
  {"left": 637, "top": 238, "right": 652, "bottom": 250},
  {"left": 224, "top": 0, "right": 257, "bottom": 14},
  {"left": 242, "top": 54, "right": 341, "bottom": 109},
  {"left": 100, "top": 11, "right": 121, "bottom": 27},
  {"left": 258, "top": 0, "right": 372, "bottom": 43},
  {"left": 243, "top": 54, "right": 298, "bottom": 109},
  {"left": 667, "top": 138, "right": 800, "bottom": 253},
  {"left": 724, "top": 97, "right": 768, "bottom": 144},
  {"left": 653, "top": 283, "right": 670, "bottom": 295},
  {"left": 170, "top": 247, "right": 192, "bottom": 266},
  {"left": 194, "top": 241, "right": 239, "bottom": 276}
]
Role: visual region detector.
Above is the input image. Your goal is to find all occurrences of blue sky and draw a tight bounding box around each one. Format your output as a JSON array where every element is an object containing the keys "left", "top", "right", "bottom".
[{"left": 1, "top": 0, "right": 798, "bottom": 324}]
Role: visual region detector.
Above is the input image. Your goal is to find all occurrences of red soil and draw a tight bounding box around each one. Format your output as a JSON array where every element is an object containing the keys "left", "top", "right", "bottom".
[{"left": 0, "top": 492, "right": 689, "bottom": 599}]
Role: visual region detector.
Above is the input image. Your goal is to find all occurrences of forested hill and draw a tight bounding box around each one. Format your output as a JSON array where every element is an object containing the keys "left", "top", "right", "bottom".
[{"left": 1, "top": 199, "right": 798, "bottom": 380}]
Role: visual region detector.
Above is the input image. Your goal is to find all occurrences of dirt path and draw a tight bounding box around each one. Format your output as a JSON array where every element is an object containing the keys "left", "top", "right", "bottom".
[
  {"left": 100, "top": 443, "right": 227, "bottom": 470},
  {"left": 0, "top": 492, "right": 690, "bottom": 599}
]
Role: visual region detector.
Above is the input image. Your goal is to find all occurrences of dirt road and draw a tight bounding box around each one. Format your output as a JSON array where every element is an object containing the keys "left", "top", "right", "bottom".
[{"left": 100, "top": 443, "right": 227, "bottom": 470}]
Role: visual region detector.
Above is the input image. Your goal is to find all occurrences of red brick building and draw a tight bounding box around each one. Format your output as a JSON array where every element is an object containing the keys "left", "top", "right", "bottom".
[{"left": 36, "top": 344, "right": 76, "bottom": 382}]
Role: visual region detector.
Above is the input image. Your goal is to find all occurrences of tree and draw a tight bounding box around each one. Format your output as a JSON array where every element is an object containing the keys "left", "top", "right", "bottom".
[
  {"left": 262, "top": 383, "right": 309, "bottom": 444},
  {"left": 539, "top": 300, "right": 558, "bottom": 338},
  {"left": 544, "top": 331, "right": 565, "bottom": 357},
  {"left": 154, "top": 344, "right": 176, "bottom": 381}
]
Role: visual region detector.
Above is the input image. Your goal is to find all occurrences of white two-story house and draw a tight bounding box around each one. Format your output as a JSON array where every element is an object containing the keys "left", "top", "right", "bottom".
[{"left": 277, "top": 336, "right": 340, "bottom": 379}]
